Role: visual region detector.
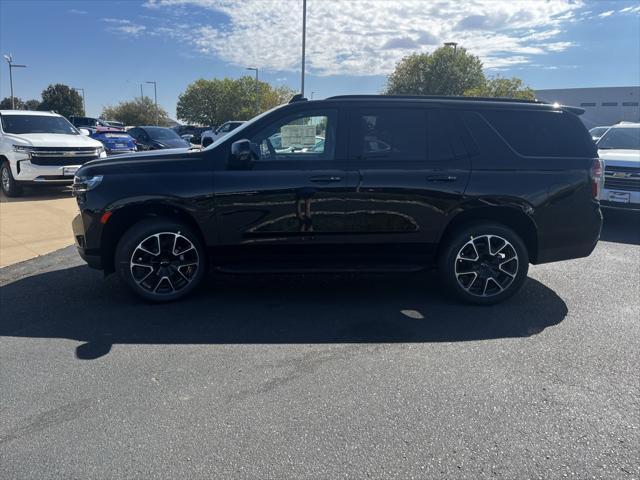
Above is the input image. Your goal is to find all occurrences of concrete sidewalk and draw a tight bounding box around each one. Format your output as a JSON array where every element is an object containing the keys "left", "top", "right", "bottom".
[{"left": 0, "top": 188, "right": 77, "bottom": 267}]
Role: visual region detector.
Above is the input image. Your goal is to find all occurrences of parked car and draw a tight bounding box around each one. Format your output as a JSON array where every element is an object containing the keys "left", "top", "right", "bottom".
[
  {"left": 68, "top": 116, "right": 119, "bottom": 133},
  {"left": 173, "top": 125, "right": 209, "bottom": 145},
  {"left": 71, "top": 94, "right": 602, "bottom": 304},
  {"left": 201, "top": 121, "right": 245, "bottom": 147},
  {"left": 127, "top": 126, "right": 191, "bottom": 150},
  {"left": 0, "top": 110, "right": 106, "bottom": 197},
  {"left": 104, "top": 120, "right": 125, "bottom": 129},
  {"left": 596, "top": 122, "right": 640, "bottom": 210},
  {"left": 90, "top": 127, "right": 137, "bottom": 155},
  {"left": 589, "top": 126, "right": 610, "bottom": 142}
]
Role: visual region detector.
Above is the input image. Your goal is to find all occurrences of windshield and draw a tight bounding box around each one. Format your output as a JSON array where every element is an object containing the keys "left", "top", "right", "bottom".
[
  {"left": 1, "top": 115, "right": 78, "bottom": 135},
  {"left": 590, "top": 127, "right": 608, "bottom": 137},
  {"left": 598, "top": 127, "right": 640, "bottom": 150},
  {"left": 205, "top": 104, "right": 286, "bottom": 150},
  {"left": 146, "top": 127, "right": 182, "bottom": 140}
]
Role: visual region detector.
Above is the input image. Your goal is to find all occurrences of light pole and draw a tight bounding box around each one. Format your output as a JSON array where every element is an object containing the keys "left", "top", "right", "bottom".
[
  {"left": 300, "top": 0, "right": 307, "bottom": 97},
  {"left": 146, "top": 81, "right": 158, "bottom": 125},
  {"left": 3, "top": 54, "right": 27, "bottom": 109},
  {"left": 246, "top": 67, "right": 259, "bottom": 115},
  {"left": 73, "top": 88, "right": 86, "bottom": 115}
]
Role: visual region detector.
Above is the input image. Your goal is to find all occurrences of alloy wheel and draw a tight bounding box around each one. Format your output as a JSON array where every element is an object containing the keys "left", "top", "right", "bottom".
[
  {"left": 454, "top": 234, "right": 519, "bottom": 297},
  {"left": 1, "top": 166, "right": 10, "bottom": 192},
  {"left": 129, "top": 231, "right": 199, "bottom": 295}
]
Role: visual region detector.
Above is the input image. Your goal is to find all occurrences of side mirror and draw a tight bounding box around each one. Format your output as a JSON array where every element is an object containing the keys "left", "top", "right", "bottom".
[
  {"left": 79, "top": 128, "right": 90, "bottom": 136},
  {"left": 181, "top": 134, "right": 194, "bottom": 142},
  {"left": 229, "top": 139, "right": 257, "bottom": 169}
]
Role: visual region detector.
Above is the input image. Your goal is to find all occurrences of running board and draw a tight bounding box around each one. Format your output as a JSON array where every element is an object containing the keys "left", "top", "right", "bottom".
[{"left": 213, "top": 264, "right": 426, "bottom": 274}]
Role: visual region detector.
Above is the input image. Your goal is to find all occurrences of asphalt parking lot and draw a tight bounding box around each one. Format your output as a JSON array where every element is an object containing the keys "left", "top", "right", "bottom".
[{"left": 0, "top": 211, "right": 638, "bottom": 479}]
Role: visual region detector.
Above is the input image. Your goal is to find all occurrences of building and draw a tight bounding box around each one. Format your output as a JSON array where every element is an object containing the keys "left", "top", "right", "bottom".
[{"left": 535, "top": 86, "right": 640, "bottom": 129}]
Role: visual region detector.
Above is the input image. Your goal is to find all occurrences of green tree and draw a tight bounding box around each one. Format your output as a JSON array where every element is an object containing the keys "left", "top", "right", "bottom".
[
  {"left": 38, "top": 84, "right": 83, "bottom": 118},
  {"left": 24, "top": 99, "right": 41, "bottom": 110},
  {"left": 0, "top": 97, "right": 25, "bottom": 109},
  {"left": 385, "top": 46, "right": 485, "bottom": 96},
  {"left": 176, "top": 77, "right": 295, "bottom": 126},
  {"left": 101, "top": 97, "right": 171, "bottom": 126},
  {"left": 464, "top": 76, "right": 536, "bottom": 100}
]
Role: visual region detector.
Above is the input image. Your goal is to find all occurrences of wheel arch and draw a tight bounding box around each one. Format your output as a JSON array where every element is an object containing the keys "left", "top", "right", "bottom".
[
  {"left": 437, "top": 204, "right": 539, "bottom": 263},
  {"left": 100, "top": 203, "right": 207, "bottom": 274}
]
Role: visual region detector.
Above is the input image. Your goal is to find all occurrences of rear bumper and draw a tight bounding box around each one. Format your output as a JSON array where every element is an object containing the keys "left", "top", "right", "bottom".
[{"left": 600, "top": 200, "right": 640, "bottom": 211}]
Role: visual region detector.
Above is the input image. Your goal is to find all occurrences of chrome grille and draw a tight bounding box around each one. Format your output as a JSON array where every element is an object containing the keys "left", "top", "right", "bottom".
[{"left": 604, "top": 166, "right": 640, "bottom": 192}]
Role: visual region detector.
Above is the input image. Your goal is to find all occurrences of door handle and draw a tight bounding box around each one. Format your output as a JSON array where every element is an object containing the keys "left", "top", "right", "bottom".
[
  {"left": 427, "top": 175, "right": 457, "bottom": 182},
  {"left": 310, "top": 175, "right": 342, "bottom": 183}
]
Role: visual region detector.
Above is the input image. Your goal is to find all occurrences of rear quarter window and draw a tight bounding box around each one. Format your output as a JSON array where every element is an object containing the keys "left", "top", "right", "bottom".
[{"left": 481, "top": 109, "right": 596, "bottom": 158}]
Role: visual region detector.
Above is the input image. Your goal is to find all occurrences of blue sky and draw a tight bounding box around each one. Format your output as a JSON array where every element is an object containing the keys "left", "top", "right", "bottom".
[{"left": 1, "top": 0, "right": 638, "bottom": 120}]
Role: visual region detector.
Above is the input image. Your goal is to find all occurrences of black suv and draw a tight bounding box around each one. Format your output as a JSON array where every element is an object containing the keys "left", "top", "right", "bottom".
[{"left": 72, "top": 95, "right": 603, "bottom": 304}]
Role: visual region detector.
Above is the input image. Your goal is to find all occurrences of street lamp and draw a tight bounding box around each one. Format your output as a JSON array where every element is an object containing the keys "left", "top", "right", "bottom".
[
  {"left": 145, "top": 81, "right": 158, "bottom": 125},
  {"left": 246, "top": 67, "right": 259, "bottom": 115},
  {"left": 73, "top": 87, "right": 86, "bottom": 115},
  {"left": 300, "top": 0, "right": 307, "bottom": 97},
  {"left": 444, "top": 41, "right": 458, "bottom": 53},
  {"left": 3, "top": 54, "right": 27, "bottom": 110}
]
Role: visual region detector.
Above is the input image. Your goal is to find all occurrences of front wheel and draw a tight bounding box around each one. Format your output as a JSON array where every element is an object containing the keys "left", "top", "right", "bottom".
[
  {"left": 1, "top": 161, "right": 23, "bottom": 197},
  {"left": 438, "top": 223, "right": 529, "bottom": 305},
  {"left": 115, "top": 218, "right": 206, "bottom": 302}
]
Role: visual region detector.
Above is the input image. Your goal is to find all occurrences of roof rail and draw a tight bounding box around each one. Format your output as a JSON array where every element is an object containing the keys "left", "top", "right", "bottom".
[
  {"left": 289, "top": 93, "right": 308, "bottom": 103},
  {"left": 326, "top": 94, "right": 543, "bottom": 104}
]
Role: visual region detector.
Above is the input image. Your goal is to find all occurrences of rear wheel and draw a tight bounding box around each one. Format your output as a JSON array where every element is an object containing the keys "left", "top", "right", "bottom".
[
  {"left": 439, "top": 222, "right": 529, "bottom": 305},
  {"left": 1, "top": 161, "right": 23, "bottom": 197},
  {"left": 115, "top": 218, "right": 206, "bottom": 302}
]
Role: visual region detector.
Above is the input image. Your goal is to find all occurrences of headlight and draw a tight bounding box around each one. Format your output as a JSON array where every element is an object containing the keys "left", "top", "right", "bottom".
[
  {"left": 96, "top": 146, "right": 106, "bottom": 157},
  {"left": 13, "top": 144, "right": 33, "bottom": 155},
  {"left": 72, "top": 175, "right": 103, "bottom": 195}
]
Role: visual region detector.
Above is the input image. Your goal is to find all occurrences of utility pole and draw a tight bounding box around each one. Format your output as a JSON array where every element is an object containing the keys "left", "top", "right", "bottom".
[
  {"left": 73, "top": 88, "right": 86, "bottom": 115},
  {"left": 146, "top": 81, "right": 158, "bottom": 125},
  {"left": 246, "top": 67, "right": 259, "bottom": 115},
  {"left": 3, "top": 54, "right": 27, "bottom": 109},
  {"left": 300, "top": 0, "right": 307, "bottom": 97},
  {"left": 140, "top": 83, "right": 144, "bottom": 101}
]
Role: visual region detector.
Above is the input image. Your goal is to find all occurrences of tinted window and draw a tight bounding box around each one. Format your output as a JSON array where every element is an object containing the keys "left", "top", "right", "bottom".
[
  {"left": 597, "top": 127, "right": 640, "bottom": 150},
  {"left": 428, "top": 109, "right": 470, "bottom": 161},
  {"left": 146, "top": 127, "right": 181, "bottom": 140},
  {"left": 250, "top": 110, "right": 336, "bottom": 161},
  {"left": 1, "top": 115, "right": 78, "bottom": 135},
  {"left": 481, "top": 109, "right": 595, "bottom": 157},
  {"left": 355, "top": 108, "right": 427, "bottom": 160}
]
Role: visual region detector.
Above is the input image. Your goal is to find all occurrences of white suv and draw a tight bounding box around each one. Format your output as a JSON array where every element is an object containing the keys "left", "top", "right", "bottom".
[
  {"left": 0, "top": 110, "right": 106, "bottom": 197},
  {"left": 200, "top": 121, "right": 245, "bottom": 147},
  {"left": 597, "top": 122, "right": 640, "bottom": 210}
]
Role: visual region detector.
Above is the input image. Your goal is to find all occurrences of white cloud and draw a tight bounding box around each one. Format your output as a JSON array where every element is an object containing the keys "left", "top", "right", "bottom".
[
  {"left": 69, "top": 9, "right": 88, "bottom": 15},
  {"left": 598, "top": 10, "right": 615, "bottom": 18},
  {"left": 620, "top": 5, "right": 640, "bottom": 14},
  {"left": 102, "top": 18, "right": 147, "bottom": 36},
  {"left": 134, "top": 0, "right": 584, "bottom": 76}
]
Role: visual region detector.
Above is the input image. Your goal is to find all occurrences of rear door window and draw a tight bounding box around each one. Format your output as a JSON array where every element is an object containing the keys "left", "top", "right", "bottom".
[
  {"left": 353, "top": 108, "right": 427, "bottom": 161},
  {"left": 481, "top": 109, "right": 595, "bottom": 158}
]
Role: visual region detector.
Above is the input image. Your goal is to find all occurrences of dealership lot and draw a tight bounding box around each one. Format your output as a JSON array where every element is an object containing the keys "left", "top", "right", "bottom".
[
  {"left": 0, "top": 211, "right": 638, "bottom": 479},
  {"left": 0, "top": 188, "right": 76, "bottom": 267}
]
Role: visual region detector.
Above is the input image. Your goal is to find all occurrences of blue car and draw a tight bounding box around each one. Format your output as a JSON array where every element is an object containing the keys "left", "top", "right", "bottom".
[{"left": 90, "top": 128, "right": 137, "bottom": 155}]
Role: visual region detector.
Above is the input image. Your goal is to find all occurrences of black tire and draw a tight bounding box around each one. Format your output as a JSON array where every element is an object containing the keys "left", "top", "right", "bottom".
[
  {"left": 1, "top": 161, "right": 23, "bottom": 197},
  {"left": 115, "top": 218, "right": 206, "bottom": 302},
  {"left": 438, "top": 222, "right": 529, "bottom": 305}
]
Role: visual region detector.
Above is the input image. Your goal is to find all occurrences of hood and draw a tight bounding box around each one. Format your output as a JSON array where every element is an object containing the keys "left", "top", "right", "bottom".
[
  {"left": 598, "top": 149, "right": 640, "bottom": 168},
  {"left": 77, "top": 148, "right": 202, "bottom": 177},
  {"left": 6, "top": 133, "right": 103, "bottom": 148}
]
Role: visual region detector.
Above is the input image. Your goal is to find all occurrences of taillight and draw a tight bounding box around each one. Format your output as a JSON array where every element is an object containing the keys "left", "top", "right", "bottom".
[{"left": 590, "top": 158, "right": 604, "bottom": 199}]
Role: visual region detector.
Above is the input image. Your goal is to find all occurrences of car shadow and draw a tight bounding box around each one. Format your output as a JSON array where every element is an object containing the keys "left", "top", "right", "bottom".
[
  {"left": 0, "top": 185, "right": 72, "bottom": 203},
  {"left": 600, "top": 210, "right": 640, "bottom": 245},
  {"left": 0, "top": 264, "right": 567, "bottom": 360}
]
